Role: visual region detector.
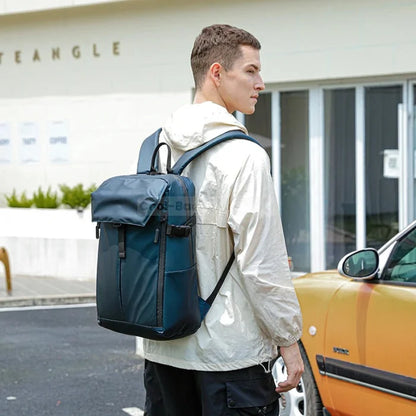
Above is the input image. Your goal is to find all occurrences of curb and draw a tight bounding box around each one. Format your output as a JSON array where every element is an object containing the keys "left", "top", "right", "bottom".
[{"left": 0, "top": 293, "right": 96, "bottom": 308}]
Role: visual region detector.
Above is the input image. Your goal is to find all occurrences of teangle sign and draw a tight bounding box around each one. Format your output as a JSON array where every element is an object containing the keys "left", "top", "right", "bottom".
[{"left": 0, "top": 41, "right": 120, "bottom": 65}]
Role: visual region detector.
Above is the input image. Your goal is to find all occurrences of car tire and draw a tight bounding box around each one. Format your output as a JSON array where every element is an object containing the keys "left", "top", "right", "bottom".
[{"left": 272, "top": 342, "right": 324, "bottom": 416}]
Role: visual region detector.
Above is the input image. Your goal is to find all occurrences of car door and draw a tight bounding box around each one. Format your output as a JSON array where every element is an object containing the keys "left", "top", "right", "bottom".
[{"left": 321, "top": 228, "right": 416, "bottom": 415}]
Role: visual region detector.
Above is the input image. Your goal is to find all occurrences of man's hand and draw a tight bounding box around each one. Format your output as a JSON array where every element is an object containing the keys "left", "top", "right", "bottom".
[{"left": 275, "top": 342, "right": 304, "bottom": 393}]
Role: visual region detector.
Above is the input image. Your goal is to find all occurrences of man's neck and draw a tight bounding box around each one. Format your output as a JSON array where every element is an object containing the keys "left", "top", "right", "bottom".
[
  {"left": 193, "top": 89, "right": 229, "bottom": 112},
  {"left": 193, "top": 90, "right": 210, "bottom": 105}
]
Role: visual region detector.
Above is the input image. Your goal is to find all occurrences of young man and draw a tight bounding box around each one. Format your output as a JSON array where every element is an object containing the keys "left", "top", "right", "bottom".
[{"left": 143, "top": 24, "right": 303, "bottom": 416}]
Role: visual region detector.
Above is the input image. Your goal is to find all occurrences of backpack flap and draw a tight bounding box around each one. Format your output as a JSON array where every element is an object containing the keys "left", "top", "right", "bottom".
[{"left": 91, "top": 174, "right": 168, "bottom": 226}]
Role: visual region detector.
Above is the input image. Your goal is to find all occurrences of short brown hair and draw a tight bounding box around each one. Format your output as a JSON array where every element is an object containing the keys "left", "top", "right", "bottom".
[{"left": 191, "top": 24, "right": 261, "bottom": 89}]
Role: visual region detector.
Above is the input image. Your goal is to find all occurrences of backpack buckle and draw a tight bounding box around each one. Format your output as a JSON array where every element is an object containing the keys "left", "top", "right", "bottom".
[{"left": 166, "top": 224, "right": 192, "bottom": 237}]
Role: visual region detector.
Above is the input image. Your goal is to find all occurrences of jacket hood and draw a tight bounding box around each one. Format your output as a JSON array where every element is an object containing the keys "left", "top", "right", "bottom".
[{"left": 162, "top": 101, "right": 248, "bottom": 152}]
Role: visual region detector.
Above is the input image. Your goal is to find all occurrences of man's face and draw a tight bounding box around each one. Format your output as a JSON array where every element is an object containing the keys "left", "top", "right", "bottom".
[{"left": 217, "top": 45, "right": 265, "bottom": 114}]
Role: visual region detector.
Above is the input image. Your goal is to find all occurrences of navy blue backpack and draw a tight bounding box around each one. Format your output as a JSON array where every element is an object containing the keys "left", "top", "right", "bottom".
[{"left": 91, "top": 128, "right": 259, "bottom": 340}]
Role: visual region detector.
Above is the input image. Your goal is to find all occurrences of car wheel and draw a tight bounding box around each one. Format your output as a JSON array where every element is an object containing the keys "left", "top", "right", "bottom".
[{"left": 272, "top": 343, "right": 324, "bottom": 416}]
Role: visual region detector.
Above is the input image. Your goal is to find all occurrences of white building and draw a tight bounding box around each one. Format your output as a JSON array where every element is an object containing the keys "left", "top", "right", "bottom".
[{"left": 1, "top": 0, "right": 416, "bottom": 276}]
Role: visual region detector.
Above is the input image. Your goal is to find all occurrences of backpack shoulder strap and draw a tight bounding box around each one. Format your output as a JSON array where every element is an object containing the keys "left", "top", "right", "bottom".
[
  {"left": 205, "top": 252, "right": 235, "bottom": 306},
  {"left": 136, "top": 128, "right": 162, "bottom": 174},
  {"left": 171, "top": 129, "right": 261, "bottom": 175},
  {"left": 199, "top": 252, "right": 235, "bottom": 320}
]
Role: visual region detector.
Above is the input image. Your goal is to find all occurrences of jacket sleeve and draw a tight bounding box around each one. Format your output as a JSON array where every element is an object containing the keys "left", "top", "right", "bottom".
[{"left": 227, "top": 146, "right": 303, "bottom": 347}]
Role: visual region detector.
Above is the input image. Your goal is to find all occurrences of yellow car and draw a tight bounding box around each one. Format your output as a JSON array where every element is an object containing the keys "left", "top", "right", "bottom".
[{"left": 274, "top": 221, "right": 416, "bottom": 416}]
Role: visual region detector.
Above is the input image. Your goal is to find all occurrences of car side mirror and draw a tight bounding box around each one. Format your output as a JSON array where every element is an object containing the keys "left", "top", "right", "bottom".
[{"left": 337, "top": 248, "right": 379, "bottom": 280}]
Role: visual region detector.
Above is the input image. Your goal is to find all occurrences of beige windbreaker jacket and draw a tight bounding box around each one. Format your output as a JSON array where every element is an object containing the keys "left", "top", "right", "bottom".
[{"left": 143, "top": 101, "right": 302, "bottom": 371}]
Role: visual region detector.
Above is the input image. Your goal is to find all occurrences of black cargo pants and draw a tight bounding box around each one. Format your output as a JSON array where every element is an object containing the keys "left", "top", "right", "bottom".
[{"left": 144, "top": 359, "right": 280, "bottom": 416}]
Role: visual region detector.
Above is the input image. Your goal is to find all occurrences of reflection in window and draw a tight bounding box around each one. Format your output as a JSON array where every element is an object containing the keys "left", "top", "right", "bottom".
[
  {"left": 324, "top": 88, "right": 356, "bottom": 268},
  {"left": 280, "top": 91, "right": 310, "bottom": 272}
]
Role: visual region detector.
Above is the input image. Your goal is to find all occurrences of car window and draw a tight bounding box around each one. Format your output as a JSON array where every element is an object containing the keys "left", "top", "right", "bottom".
[{"left": 383, "top": 227, "right": 416, "bottom": 283}]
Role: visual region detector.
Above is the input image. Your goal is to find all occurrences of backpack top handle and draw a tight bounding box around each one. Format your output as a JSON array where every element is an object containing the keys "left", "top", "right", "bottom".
[{"left": 150, "top": 142, "right": 172, "bottom": 174}]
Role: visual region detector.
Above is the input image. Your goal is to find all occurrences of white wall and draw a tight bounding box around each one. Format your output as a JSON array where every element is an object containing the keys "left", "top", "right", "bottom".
[
  {"left": 0, "top": 208, "right": 97, "bottom": 279},
  {"left": 1, "top": 0, "right": 416, "bottom": 201},
  {"left": 0, "top": 0, "right": 129, "bottom": 15},
  {"left": 0, "top": 92, "right": 189, "bottom": 202},
  {"left": 258, "top": 0, "right": 416, "bottom": 84}
]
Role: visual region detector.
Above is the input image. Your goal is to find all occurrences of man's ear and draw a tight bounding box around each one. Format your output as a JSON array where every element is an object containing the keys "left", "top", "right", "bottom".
[{"left": 209, "top": 62, "right": 222, "bottom": 87}]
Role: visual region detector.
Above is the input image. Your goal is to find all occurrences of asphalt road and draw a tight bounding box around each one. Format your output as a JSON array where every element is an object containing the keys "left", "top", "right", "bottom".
[{"left": 0, "top": 305, "right": 146, "bottom": 416}]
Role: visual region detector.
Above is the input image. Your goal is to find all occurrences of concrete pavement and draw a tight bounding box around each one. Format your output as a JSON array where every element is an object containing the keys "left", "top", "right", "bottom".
[{"left": 0, "top": 274, "right": 95, "bottom": 308}]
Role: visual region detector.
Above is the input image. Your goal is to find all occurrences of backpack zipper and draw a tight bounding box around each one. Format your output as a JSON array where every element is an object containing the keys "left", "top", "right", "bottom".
[
  {"left": 156, "top": 177, "right": 191, "bottom": 329},
  {"left": 157, "top": 210, "right": 167, "bottom": 327}
]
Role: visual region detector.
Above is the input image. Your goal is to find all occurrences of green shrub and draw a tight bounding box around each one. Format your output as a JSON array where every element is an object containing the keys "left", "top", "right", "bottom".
[
  {"left": 59, "top": 183, "right": 96, "bottom": 210},
  {"left": 5, "top": 190, "right": 33, "bottom": 208},
  {"left": 32, "top": 187, "right": 59, "bottom": 209}
]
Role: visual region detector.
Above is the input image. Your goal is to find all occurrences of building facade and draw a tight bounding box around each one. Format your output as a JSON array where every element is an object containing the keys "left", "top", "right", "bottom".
[{"left": 1, "top": 0, "right": 416, "bottom": 273}]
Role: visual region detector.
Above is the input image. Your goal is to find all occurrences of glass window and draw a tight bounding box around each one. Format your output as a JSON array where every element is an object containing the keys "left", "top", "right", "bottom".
[
  {"left": 324, "top": 88, "right": 356, "bottom": 268},
  {"left": 280, "top": 91, "right": 310, "bottom": 272},
  {"left": 365, "top": 86, "right": 402, "bottom": 248},
  {"left": 245, "top": 92, "right": 272, "bottom": 160},
  {"left": 383, "top": 227, "right": 416, "bottom": 283}
]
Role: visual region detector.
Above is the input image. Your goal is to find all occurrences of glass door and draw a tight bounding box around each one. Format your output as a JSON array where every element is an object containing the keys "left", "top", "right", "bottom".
[
  {"left": 324, "top": 88, "right": 356, "bottom": 268},
  {"left": 365, "top": 85, "right": 402, "bottom": 248},
  {"left": 280, "top": 91, "right": 310, "bottom": 271},
  {"left": 268, "top": 82, "right": 410, "bottom": 271}
]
